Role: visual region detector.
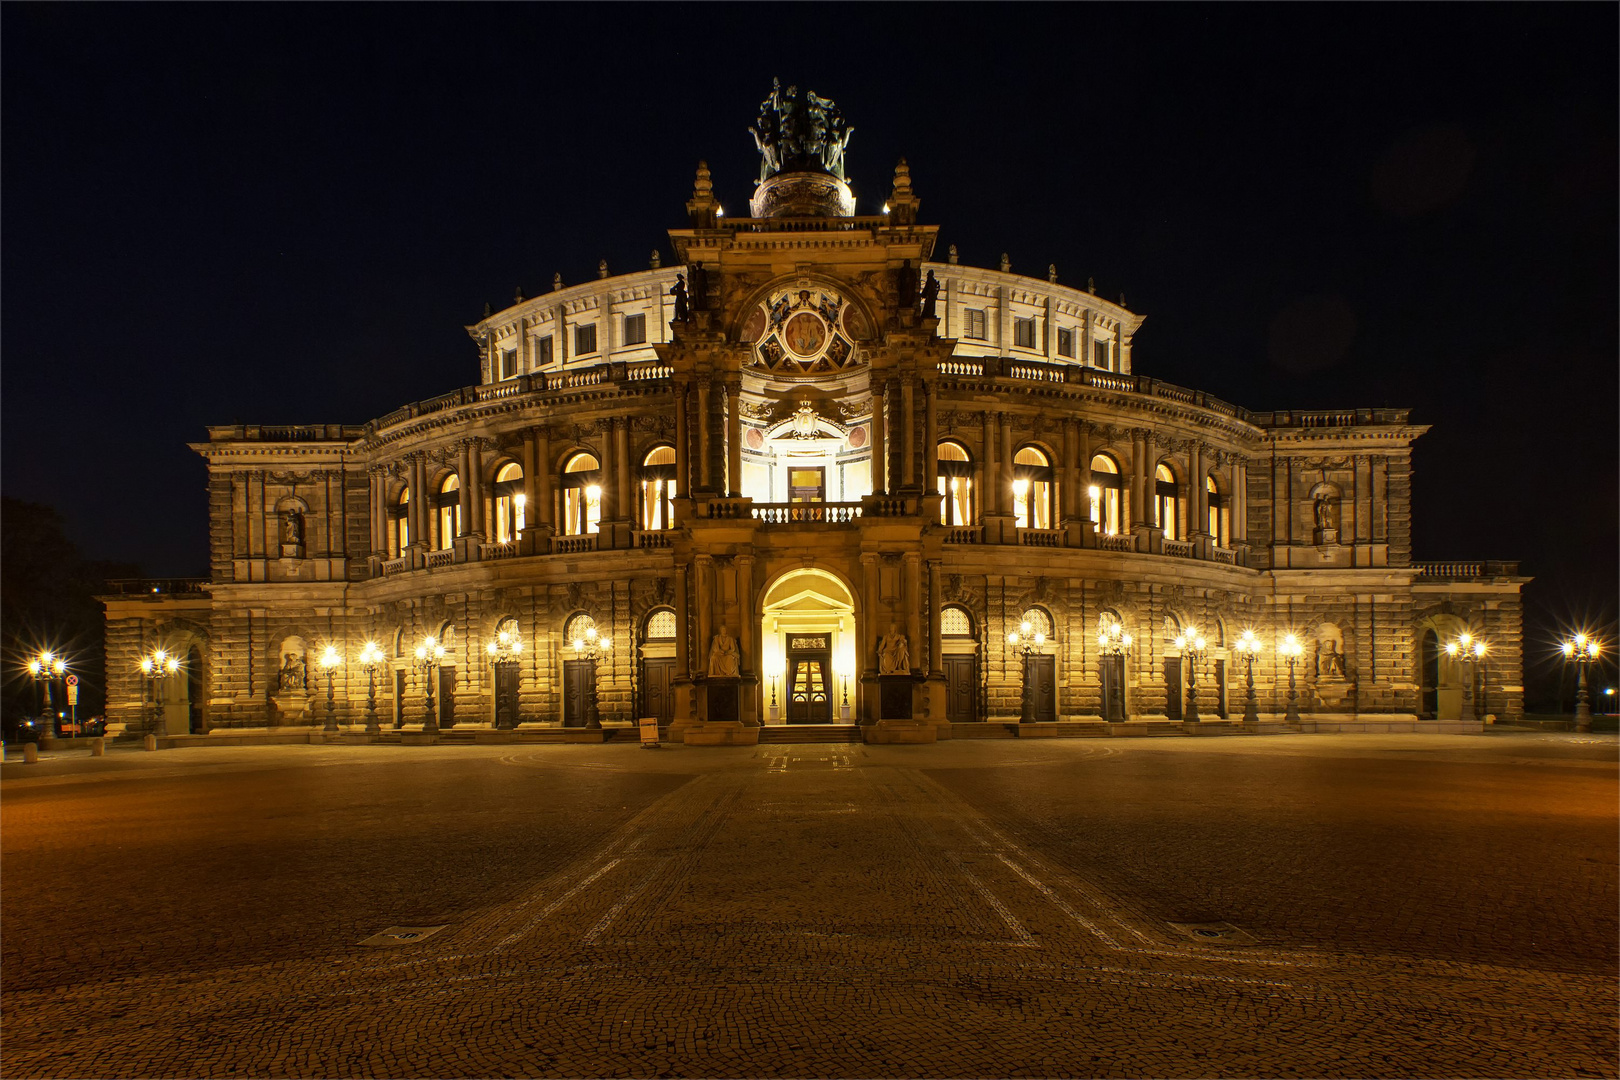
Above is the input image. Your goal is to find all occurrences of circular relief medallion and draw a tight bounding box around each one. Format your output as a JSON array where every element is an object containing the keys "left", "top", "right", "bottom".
[{"left": 783, "top": 312, "right": 827, "bottom": 357}]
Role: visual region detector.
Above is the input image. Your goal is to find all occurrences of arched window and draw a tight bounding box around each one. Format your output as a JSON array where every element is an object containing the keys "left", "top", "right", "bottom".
[
  {"left": 435, "top": 475, "right": 461, "bottom": 550},
  {"left": 1012, "top": 447, "right": 1054, "bottom": 530},
  {"left": 1020, "top": 607, "right": 1054, "bottom": 641},
  {"left": 389, "top": 487, "right": 410, "bottom": 557},
  {"left": 941, "top": 605, "right": 974, "bottom": 637},
  {"left": 937, "top": 440, "right": 974, "bottom": 526},
  {"left": 1155, "top": 463, "right": 1181, "bottom": 541},
  {"left": 1089, "top": 454, "right": 1123, "bottom": 536},
  {"left": 562, "top": 452, "right": 602, "bottom": 536},
  {"left": 1206, "top": 474, "right": 1229, "bottom": 546},
  {"left": 645, "top": 609, "right": 676, "bottom": 640},
  {"left": 493, "top": 463, "right": 525, "bottom": 543},
  {"left": 640, "top": 446, "right": 677, "bottom": 530}
]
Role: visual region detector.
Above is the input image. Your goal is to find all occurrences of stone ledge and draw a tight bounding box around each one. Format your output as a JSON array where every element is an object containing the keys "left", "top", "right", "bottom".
[
  {"left": 682, "top": 721, "right": 760, "bottom": 746},
  {"left": 863, "top": 720, "right": 936, "bottom": 745}
]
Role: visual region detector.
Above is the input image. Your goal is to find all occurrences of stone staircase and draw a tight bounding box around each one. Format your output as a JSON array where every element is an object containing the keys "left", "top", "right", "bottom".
[{"left": 758, "top": 724, "right": 865, "bottom": 744}]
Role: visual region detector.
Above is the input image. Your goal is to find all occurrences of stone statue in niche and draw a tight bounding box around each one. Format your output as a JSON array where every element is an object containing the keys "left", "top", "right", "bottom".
[
  {"left": 278, "top": 651, "right": 307, "bottom": 692},
  {"left": 707, "top": 627, "right": 740, "bottom": 678},
  {"left": 280, "top": 512, "right": 305, "bottom": 558},
  {"left": 879, "top": 623, "right": 910, "bottom": 675},
  {"left": 1312, "top": 493, "right": 1340, "bottom": 544},
  {"left": 919, "top": 270, "right": 940, "bottom": 319},
  {"left": 670, "top": 275, "right": 690, "bottom": 323},
  {"left": 1317, "top": 639, "right": 1347, "bottom": 679}
]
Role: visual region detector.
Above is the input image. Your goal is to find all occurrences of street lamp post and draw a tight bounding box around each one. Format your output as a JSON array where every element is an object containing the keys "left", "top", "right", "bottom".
[
  {"left": 1173, "top": 627, "right": 1208, "bottom": 722},
  {"left": 1444, "top": 632, "right": 1488, "bottom": 723},
  {"left": 319, "top": 645, "right": 340, "bottom": 733},
  {"left": 358, "top": 641, "right": 385, "bottom": 735},
  {"left": 139, "top": 647, "right": 180, "bottom": 745},
  {"left": 486, "top": 629, "right": 523, "bottom": 730},
  {"left": 414, "top": 635, "right": 446, "bottom": 734},
  {"left": 1561, "top": 634, "right": 1602, "bottom": 733},
  {"left": 1096, "top": 622, "right": 1132, "bottom": 722},
  {"left": 1234, "top": 630, "right": 1264, "bottom": 722},
  {"left": 26, "top": 651, "right": 65, "bottom": 728},
  {"left": 1279, "top": 633, "right": 1304, "bottom": 723},
  {"left": 1006, "top": 619, "right": 1045, "bottom": 724},
  {"left": 572, "top": 625, "right": 612, "bottom": 729}
]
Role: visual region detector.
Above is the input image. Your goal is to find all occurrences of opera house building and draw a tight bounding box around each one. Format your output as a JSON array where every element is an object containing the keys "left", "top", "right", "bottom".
[{"left": 102, "top": 85, "right": 1526, "bottom": 745}]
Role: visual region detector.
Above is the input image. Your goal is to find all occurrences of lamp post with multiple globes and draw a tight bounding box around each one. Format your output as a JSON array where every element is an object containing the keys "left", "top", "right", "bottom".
[
  {"left": 1444, "top": 632, "right": 1488, "bottom": 723},
  {"left": 1096, "top": 623, "right": 1132, "bottom": 722},
  {"left": 139, "top": 647, "right": 181, "bottom": 743},
  {"left": 1006, "top": 619, "right": 1045, "bottom": 723},
  {"left": 1560, "top": 633, "right": 1602, "bottom": 733},
  {"left": 1234, "top": 630, "right": 1264, "bottom": 723},
  {"left": 26, "top": 650, "right": 65, "bottom": 724},
  {"left": 486, "top": 629, "right": 524, "bottom": 730},
  {"left": 572, "top": 625, "right": 612, "bottom": 729},
  {"left": 358, "top": 641, "right": 386, "bottom": 735},
  {"left": 1173, "top": 627, "right": 1208, "bottom": 722},
  {"left": 1278, "top": 633, "right": 1304, "bottom": 723},
  {"left": 414, "top": 635, "right": 447, "bottom": 734}
]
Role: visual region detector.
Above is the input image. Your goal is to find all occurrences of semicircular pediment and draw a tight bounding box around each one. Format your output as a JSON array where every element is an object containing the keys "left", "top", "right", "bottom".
[{"left": 740, "top": 282, "right": 872, "bottom": 376}]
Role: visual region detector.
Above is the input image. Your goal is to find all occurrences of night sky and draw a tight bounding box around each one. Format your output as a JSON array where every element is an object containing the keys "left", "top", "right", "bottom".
[{"left": 4, "top": 6, "right": 1614, "bottom": 700}]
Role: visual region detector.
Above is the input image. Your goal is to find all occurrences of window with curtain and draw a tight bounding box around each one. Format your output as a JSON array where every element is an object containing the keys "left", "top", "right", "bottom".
[
  {"left": 1013, "top": 446, "right": 1054, "bottom": 529},
  {"left": 936, "top": 440, "right": 974, "bottom": 525}
]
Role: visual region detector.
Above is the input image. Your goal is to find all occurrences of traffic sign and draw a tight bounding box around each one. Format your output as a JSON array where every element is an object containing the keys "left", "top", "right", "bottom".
[{"left": 65, "top": 674, "right": 79, "bottom": 686}]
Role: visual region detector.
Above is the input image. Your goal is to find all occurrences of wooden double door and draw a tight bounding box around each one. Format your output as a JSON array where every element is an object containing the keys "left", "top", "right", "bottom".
[
  {"left": 944, "top": 655, "right": 978, "bottom": 722},
  {"left": 1022, "top": 655, "right": 1057, "bottom": 722},
  {"left": 785, "top": 634, "right": 832, "bottom": 723},
  {"left": 641, "top": 657, "right": 675, "bottom": 727}
]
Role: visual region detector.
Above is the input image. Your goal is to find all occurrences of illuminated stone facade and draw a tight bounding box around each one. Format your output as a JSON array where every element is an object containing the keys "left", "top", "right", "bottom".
[{"left": 101, "top": 95, "right": 1526, "bottom": 741}]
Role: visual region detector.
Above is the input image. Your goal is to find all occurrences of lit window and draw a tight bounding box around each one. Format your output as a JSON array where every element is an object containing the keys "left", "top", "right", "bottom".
[
  {"left": 623, "top": 313, "right": 647, "bottom": 346},
  {"left": 536, "top": 335, "right": 554, "bottom": 366},
  {"left": 646, "top": 610, "right": 676, "bottom": 639},
  {"left": 1155, "top": 464, "right": 1181, "bottom": 540},
  {"left": 1206, "top": 475, "right": 1229, "bottom": 546},
  {"left": 390, "top": 488, "right": 410, "bottom": 556},
  {"left": 562, "top": 452, "right": 602, "bottom": 536},
  {"left": 574, "top": 323, "right": 598, "bottom": 357},
  {"left": 1057, "top": 327, "right": 1075, "bottom": 357},
  {"left": 1013, "top": 317, "right": 1036, "bottom": 349},
  {"left": 942, "top": 606, "right": 973, "bottom": 637},
  {"left": 493, "top": 462, "right": 525, "bottom": 543},
  {"left": 436, "top": 475, "right": 461, "bottom": 550},
  {"left": 936, "top": 440, "right": 974, "bottom": 526},
  {"left": 964, "top": 308, "right": 988, "bottom": 341},
  {"left": 640, "top": 446, "right": 677, "bottom": 530},
  {"left": 1089, "top": 454, "right": 1122, "bottom": 535},
  {"left": 499, "top": 348, "right": 517, "bottom": 381},
  {"left": 1013, "top": 446, "right": 1053, "bottom": 530}
]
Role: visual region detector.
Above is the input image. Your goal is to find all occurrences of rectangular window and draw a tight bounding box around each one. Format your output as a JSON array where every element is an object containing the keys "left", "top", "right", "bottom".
[
  {"left": 1013, "top": 317, "right": 1036, "bottom": 349},
  {"left": 535, "top": 335, "right": 554, "bottom": 366},
  {"left": 964, "top": 308, "right": 988, "bottom": 340},
  {"left": 623, "top": 313, "right": 647, "bottom": 346},
  {"left": 499, "top": 348, "right": 517, "bottom": 381},
  {"left": 575, "top": 323, "right": 598, "bottom": 356},
  {"left": 1057, "top": 327, "right": 1075, "bottom": 357},
  {"left": 1093, "top": 340, "right": 1110, "bottom": 369}
]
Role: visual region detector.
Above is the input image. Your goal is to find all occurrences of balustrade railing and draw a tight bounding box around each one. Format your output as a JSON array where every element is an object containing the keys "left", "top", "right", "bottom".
[
  {"left": 1162, "top": 539, "right": 1195, "bottom": 559},
  {"left": 633, "top": 530, "right": 674, "bottom": 548},
  {"left": 1211, "top": 545, "right": 1237, "bottom": 565},
  {"left": 943, "top": 526, "right": 982, "bottom": 544},
  {"left": 1018, "top": 528, "right": 1062, "bottom": 547},
  {"left": 381, "top": 557, "right": 408, "bottom": 576},
  {"left": 425, "top": 549, "right": 456, "bottom": 569},
  {"left": 1098, "top": 534, "right": 1136, "bottom": 552},
  {"left": 480, "top": 540, "right": 518, "bottom": 560},
  {"left": 552, "top": 535, "right": 598, "bottom": 554},
  {"left": 1413, "top": 560, "right": 1518, "bottom": 580},
  {"left": 102, "top": 577, "right": 210, "bottom": 596},
  {"left": 750, "top": 502, "right": 862, "bottom": 525}
]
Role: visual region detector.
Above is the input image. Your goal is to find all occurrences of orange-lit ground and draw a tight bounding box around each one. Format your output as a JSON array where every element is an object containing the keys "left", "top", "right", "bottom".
[{"left": 3, "top": 734, "right": 1615, "bottom": 1078}]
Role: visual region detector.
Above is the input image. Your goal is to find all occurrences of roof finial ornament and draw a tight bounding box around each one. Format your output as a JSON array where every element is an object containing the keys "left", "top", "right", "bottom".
[
  {"left": 598, "top": 259, "right": 609, "bottom": 280},
  {"left": 554, "top": 273, "right": 564, "bottom": 292},
  {"left": 1048, "top": 264, "right": 1058, "bottom": 284},
  {"left": 1087, "top": 276, "right": 1097, "bottom": 295},
  {"left": 686, "top": 160, "right": 719, "bottom": 228},
  {"left": 650, "top": 249, "right": 662, "bottom": 270},
  {"left": 1119, "top": 292, "right": 1127, "bottom": 308},
  {"left": 887, "top": 156, "right": 920, "bottom": 225},
  {"left": 483, "top": 302, "right": 493, "bottom": 318},
  {"left": 948, "top": 244, "right": 959, "bottom": 266},
  {"left": 1000, "top": 253, "right": 1011, "bottom": 274},
  {"left": 514, "top": 286, "right": 524, "bottom": 304}
]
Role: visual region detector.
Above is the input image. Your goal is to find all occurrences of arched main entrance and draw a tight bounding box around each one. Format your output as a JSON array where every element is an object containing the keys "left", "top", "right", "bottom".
[{"left": 761, "top": 569, "right": 857, "bottom": 724}]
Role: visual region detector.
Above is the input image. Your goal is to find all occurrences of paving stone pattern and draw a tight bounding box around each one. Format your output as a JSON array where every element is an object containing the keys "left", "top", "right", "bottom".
[{"left": 2, "top": 735, "right": 1615, "bottom": 1078}]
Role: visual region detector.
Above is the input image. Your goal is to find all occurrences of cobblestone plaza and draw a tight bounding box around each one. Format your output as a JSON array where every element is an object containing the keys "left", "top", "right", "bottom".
[{"left": 3, "top": 734, "right": 1614, "bottom": 1078}]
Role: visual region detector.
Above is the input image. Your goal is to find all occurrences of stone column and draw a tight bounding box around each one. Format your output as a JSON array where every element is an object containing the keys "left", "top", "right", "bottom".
[
  {"left": 901, "top": 377, "right": 916, "bottom": 488},
  {"left": 725, "top": 381, "right": 742, "bottom": 497},
  {"left": 869, "top": 380, "right": 887, "bottom": 495},
  {"left": 697, "top": 381, "right": 712, "bottom": 489},
  {"left": 468, "top": 442, "right": 486, "bottom": 538},
  {"left": 1061, "top": 419, "right": 1078, "bottom": 520},
  {"left": 534, "top": 428, "right": 554, "bottom": 532},
  {"left": 737, "top": 554, "right": 755, "bottom": 676},
  {"left": 411, "top": 455, "right": 429, "bottom": 547},
  {"left": 1078, "top": 424, "right": 1093, "bottom": 518},
  {"left": 1234, "top": 457, "right": 1247, "bottom": 542},
  {"left": 457, "top": 442, "right": 474, "bottom": 538},
  {"left": 981, "top": 411, "right": 996, "bottom": 515},
  {"left": 904, "top": 553, "right": 922, "bottom": 674},
  {"left": 616, "top": 417, "right": 632, "bottom": 525},
  {"left": 861, "top": 553, "right": 880, "bottom": 678},
  {"left": 998, "top": 411, "right": 1013, "bottom": 515},
  {"left": 927, "top": 559, "right": 943, "bottom": 677},
  {"left": 369, "top": 469, "right": 385, "bottom": 556},
  {"left": 674, "top": 563, "right": 690, "bottom": 679},
  {"left": 1190, "top": 442, "right": 1205, "bottom": 537},
  {"left": 674, "top": 382, "right": 689, "bottom": 495},
  {"left": 923, "top": 381, "right": 939, "bottom": 492},
  {"left": 695, "top": 556, "right": 713, "bottom": 679}
]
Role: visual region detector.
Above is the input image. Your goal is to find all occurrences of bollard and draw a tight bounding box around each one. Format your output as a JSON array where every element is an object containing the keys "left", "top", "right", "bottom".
[
  {"left": 91, "top": 737, "right": 106, "bottom": 757},
  {"left": 143, "top": 734, "right": 158, "bottom": 752},
  {"left": 23, "top": 743, "right": 39, "bottom": 764}
]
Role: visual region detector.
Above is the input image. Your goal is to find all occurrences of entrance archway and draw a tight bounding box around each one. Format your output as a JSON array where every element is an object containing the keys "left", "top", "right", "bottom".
[
  {"left": 1416, "top": 614, "right": 1471, "bottom": 719},
  {"left": 761, "top": 569, "right": 857, "bottom": 724}
]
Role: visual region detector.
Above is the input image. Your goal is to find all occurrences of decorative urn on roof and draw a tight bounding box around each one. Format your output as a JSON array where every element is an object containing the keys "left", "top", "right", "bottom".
[{"left": 748, "top": 78, "right": 856, "bottom": 218}]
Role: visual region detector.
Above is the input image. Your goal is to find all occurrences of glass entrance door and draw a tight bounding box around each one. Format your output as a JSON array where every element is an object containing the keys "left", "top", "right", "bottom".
[{"left": 785, "top": 633, "right": 832, "bottom": 723}]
